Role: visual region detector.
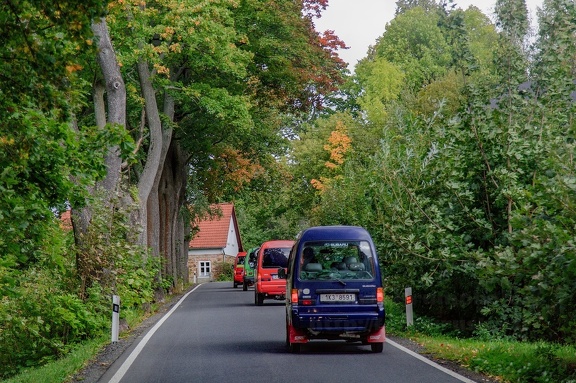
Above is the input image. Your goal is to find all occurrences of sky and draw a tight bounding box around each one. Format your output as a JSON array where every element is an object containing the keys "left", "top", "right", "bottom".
[{"left": 314, "top": 0, "right": 544, "bottom": 71}]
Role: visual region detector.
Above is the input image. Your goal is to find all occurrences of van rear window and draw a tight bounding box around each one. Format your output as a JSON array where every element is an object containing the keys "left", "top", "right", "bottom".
[
  {"left": 262, "top": 248, "right": 290, "bottom": 268},
  {"left": 298, "top": 241, "right": 375, "bottom": 280}
]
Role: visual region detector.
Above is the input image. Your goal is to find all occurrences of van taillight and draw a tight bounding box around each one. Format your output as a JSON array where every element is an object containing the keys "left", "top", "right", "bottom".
[
  {"left": 376, "top": 287, "right": 384, "bottom": 303},
  {"left": 291, "top": 289, "right": 299, "bottom": 304}
]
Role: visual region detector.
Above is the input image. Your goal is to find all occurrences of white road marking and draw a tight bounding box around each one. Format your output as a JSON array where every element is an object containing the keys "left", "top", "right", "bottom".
[
  {"left": 386, "top": 339, "right": 478, "bottom": 383},
  {"left": 108, "top": 284, "right": 203, "bottom": 383}
]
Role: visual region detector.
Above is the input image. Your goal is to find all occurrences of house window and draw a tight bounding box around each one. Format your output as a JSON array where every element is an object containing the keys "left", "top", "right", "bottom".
[{"left": 199, "top": 261, "right": 211, "bottom": 277}]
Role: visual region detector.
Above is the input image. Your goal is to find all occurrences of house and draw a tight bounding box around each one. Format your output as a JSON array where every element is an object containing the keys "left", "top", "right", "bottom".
[{"left": 187, "top": 203, "right": 243, "bottom": 283}]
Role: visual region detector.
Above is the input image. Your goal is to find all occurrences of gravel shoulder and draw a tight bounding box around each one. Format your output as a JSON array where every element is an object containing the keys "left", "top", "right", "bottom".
[{"left": 67, "top": 285, "right": 501, "bottom": 383}]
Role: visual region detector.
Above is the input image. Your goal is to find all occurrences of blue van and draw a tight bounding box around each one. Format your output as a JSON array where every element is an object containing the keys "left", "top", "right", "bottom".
[{"left": 280, "top": 226, "right": 385, "bottom": 353}]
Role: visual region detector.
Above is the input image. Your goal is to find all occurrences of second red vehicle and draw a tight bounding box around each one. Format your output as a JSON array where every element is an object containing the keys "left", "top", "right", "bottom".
[
  {"left": 254, "top": 240, "right": 294, "bottom": 305},
  {"left": 233, "top": 251, "right": 246, "bottom": 288}
]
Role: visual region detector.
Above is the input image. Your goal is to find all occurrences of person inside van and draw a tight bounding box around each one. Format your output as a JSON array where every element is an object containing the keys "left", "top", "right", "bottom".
[{"left": 301, "top": 247, "right": 319, "bottom": 271}]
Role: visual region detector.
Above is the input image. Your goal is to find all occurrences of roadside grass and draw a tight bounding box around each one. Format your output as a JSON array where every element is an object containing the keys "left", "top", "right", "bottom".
[
  {"left": 0, "top": 336, "right": 108, "bottom": 383},
  {"left": 385, "top": 300, "right": 576, "bottom": 383},
  {"left": 0, "top": 296, "right": 167, "bottom": 383},
  {"left": 411, "top": 335, "right": 576, "bottom": 383}
]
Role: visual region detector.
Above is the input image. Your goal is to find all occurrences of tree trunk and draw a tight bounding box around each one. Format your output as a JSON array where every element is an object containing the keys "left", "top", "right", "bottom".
[
  {"left": 91, "top": 18, "right": 125, "bottom": 196},
  {"left": 135, "top": 60, "right": 164, "bottom": 247},
  {"left": 73, "top": 18, "right": 126, "bottom": 297},
  {"left": 158, "top": 139, "right": 189, "bottom": 290},
  {"left": 147, "top": 91, "right": 175, "bottom": 257}
]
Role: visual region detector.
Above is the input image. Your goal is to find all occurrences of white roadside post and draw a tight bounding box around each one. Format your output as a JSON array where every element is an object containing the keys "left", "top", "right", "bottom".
[
  {"left": 405, "top": 287, "right": 413, "bottom": 327},
  {"left": 112, "top": 295, "right": 120, "bottom": 343}
]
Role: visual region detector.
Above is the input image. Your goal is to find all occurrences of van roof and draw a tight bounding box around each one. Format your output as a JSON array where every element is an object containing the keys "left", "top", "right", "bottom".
[
  {"left": 297, "top": 226, "right": 372, "bottom": 242},
  {"left": 260, "top": 240, "right": 294, "bottom": 248}
]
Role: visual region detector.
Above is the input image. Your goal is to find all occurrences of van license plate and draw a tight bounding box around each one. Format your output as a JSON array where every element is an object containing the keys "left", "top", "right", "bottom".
[
  {"left": 320, "top": 294, "right": 355, "bottom": 302},
  {"left": 271, "top": 274, "right": 279, "bottom": 279}
]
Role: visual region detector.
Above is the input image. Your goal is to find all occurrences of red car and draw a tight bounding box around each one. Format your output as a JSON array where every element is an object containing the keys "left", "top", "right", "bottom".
[
  {"left": 254, "top": 240, "right": 294, "bottom": 305},
  {"left": 233, "top": 251, "right": 246, "bottom": 288}
]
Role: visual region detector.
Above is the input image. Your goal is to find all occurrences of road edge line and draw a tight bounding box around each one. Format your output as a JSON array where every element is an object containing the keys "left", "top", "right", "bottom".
[
  {"left": 386, "top": 339, "right": 477, "bottom": 383},
  {"left": 107, "top": 284, "right": 203, "bottom": 383}
]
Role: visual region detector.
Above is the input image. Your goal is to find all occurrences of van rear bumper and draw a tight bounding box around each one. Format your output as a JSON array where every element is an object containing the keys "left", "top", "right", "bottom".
[
  {"left": 257, "top": 281, "right": 286, "bottom": 296},
  {"left": 288, "top": 319, "right": 385, "bottom": 343},
  {"left": 290, "top": 306, "right": 385, "bottom": 333}
]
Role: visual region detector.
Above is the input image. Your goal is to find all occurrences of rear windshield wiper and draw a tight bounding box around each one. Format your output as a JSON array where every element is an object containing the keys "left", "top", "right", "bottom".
[{"left": 334, "top": 278, "right": 346, "bottom": 286}]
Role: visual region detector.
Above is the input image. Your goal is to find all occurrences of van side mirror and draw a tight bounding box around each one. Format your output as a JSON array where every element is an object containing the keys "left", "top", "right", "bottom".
[{"left": 277, "top": 268, "right": 286, "bottom": 279}]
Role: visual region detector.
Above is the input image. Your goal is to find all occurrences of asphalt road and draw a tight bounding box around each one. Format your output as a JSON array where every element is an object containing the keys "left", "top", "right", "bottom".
[{"left": 97, "top": 282, "right": 480, "bottom": 383}]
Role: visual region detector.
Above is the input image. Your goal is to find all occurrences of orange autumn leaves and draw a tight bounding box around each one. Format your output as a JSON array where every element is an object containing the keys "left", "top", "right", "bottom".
[
  {"left": 212, "top": 147, "right": 265, "bottom": 193},
  {"left": 311, "top": 120, "right": 352, "bottom": 193}
]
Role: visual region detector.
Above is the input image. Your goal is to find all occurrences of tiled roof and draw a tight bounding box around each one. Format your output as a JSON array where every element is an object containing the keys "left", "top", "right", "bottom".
[{"left": 189, "top": 203, "right": 237, "bottom": 249}]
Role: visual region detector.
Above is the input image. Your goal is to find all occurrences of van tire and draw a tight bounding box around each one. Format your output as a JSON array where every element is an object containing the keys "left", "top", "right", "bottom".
[
  {"left": 242, "top": 281, "right": 248, "bottom": 291},
  {"left": 371, "top": 343, "right": 383, "bottom": 353},
  {"left": 233, "top": 282, "right": 238, "bottom": 288},
  {"left": 255, "top": 292, "right": 264, "bottom": 306}
]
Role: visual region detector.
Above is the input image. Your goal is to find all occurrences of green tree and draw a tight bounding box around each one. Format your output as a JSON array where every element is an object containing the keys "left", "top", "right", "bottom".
[
  {"left": 472, "top": 0, "right": 576, "bottom": 342},
  {"left": 369, "top": 6, "right": 452, "bottom": 91},
  {"left": 395, "top": 0, "right": 440, "bottom": 15},
  {"left": 354, "top": 58, "right": 405, "bottom": 125},
  {"left": 0, "top": 0, "right": 109, "bottom": 294},
  {"left": 70, "top": 0, "right": 346, "bottom": 294}
]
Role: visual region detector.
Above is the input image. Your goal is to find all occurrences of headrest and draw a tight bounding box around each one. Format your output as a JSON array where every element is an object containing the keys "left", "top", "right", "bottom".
[
  {"left": 304, "top": 263, "right": 322, "bottom": 272},
  {"left": 348, "top": 263, "right": 365, "bottom": 271},
  {"left": 343, "top": 256, "right": 358, "bottom": 265}
]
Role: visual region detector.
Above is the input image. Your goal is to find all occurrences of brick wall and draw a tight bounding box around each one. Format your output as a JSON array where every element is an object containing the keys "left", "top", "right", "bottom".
[{"left": 188, "top": 253, "right": 235, "bottom": 283}]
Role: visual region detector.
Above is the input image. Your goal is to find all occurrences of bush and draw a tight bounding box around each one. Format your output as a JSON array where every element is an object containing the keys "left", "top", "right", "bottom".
[
  {"left": 0, "top": 255, "right": 108, "bottom": 378},
  {"left": 213, "top": 261, "right": 234, "bottom": 282},
  {"left": 0, "top": 194, "right": 162, "bottom": 379}
]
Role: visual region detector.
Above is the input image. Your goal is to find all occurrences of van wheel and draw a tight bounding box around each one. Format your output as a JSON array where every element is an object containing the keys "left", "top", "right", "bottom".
[
  {"left": 233, "top": 282, "right": 237, "bottom": 288},
  {"left": 242, "top": 281, "right": 247, "bottom": 291},
  {"left": 289, "top": 343, "right": 301, "bottom": 353},
  {"left": 255, "top": 292, "right": 264, "bottom": 306},
  {"left": 371, "top": 343, "right": 383, "bottom": 353},
  {"left": 288, "top": 341, "right": 301, "bottom": 353}
]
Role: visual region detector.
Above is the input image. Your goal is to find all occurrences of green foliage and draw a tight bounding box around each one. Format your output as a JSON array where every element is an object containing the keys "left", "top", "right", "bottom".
[
  {"left": 383, "top": 299, "right": 407, "bottom": 335},
  {"left": 355, "top": 58, "right": 405, "bottom": 125},
  {"left": 234, "top": 159, "right": 304, "bottom": 247},
  {"left": 0, "top": 0, "right": 120, "bottom": 299},
  {"left": 370, "top": 6, "right": 452, "bottom": 91},
  {"left": 213, "top": 262, "right": 234, "bottom": 282},
  {"left": 415, "top": 335, "right": 576, "bottom": 383},
  {"left": 75, "top": 190, "right": 161, "bottom": 305},
  {"left": 277, "top": 0, "right": 576, "bottom": 347},
  {"left": 0, "top": 225, "right": 107, "bottom": 379},
  {"left": 0, "top": 108, "right": 111, "bottom": 294},
  {"left": 0, "top": 0, "right": 107, "bottom": 115},
  {"left": 0, "top": 192, "right": 160, "bottom": 379},
  {"left": 0, "top": 335, "right": 107, "bottom": 383}
]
